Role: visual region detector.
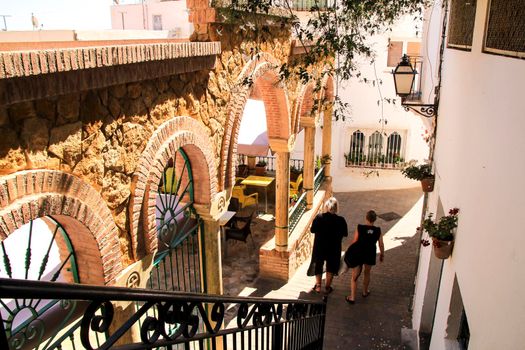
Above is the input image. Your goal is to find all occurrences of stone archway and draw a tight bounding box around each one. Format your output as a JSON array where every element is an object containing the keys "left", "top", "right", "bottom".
[
  {"left": 220, "top": 52, "right": 292, "bottom": 190},
  {"left": 130, "top": 116, "right": 217, "bottom": 257},
  {"left": 0, "top": 170, "right": 122, "bottom": 284}
]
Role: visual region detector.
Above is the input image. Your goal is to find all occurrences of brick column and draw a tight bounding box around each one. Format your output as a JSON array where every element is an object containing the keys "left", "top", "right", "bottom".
[
  {"left": 275, "top": 150, "right": 290, "bottom": 252},
  {"left": 322, "top": 105, "right": 333, "bottom": 178},
  {"left": 303, "top": 126, "right": 315, "bottom": 210}
]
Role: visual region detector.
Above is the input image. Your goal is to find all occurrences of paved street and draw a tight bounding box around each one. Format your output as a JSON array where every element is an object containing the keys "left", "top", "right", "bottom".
[{"left": 237, "top": 187, "right": 424, "bottom": 349}]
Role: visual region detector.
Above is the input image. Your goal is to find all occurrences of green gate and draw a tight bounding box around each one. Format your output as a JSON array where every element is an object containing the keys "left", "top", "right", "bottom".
[{"left": 148, "top": 147, "right": 203, "bottom": 293}]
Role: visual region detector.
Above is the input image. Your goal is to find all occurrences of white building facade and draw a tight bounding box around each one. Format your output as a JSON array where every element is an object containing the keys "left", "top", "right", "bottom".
[
  {"left": 410, "top": 1, "right": 525, "bottom": 349},
  {"left": 110, "top": 0, "right": 193, "bottom": 38},
  {"left": 292, "top": 16, "right": 430, "bottom": 192}
]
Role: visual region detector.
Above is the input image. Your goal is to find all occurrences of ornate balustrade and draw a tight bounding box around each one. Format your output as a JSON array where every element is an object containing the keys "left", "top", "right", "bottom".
[{"left": 0, "top": 278, "right": 326, "bottom": 350}]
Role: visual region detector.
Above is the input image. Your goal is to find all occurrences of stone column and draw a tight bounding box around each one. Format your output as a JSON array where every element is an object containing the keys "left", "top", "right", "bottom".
[
  {"left": 199, "top": 215, "right": 223, "bottom": 295},
  {"left": 322, "top": 105, "right": 333, "bottom": 177},
  {"left": 303, "top": 126, "right": 315, "bottom": 210},
  {"left": 110, "top": 254, "right": 155, "bottom": 345},
  {"left": 275, "top": 150, "right": 290, "bottom": 252}
]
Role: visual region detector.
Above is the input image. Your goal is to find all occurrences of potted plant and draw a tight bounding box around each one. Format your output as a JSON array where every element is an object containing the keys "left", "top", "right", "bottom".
[
  {"left": 401, "top": 163, "right": 435, "bottom": 192},
  {"left": 255, "top": 160, "right": 267, "bottom": 175},
  {"left": 421, "top": 208, "right": 459, "bottom": 259},
  {"left": 290, "top": 193, "right": 299, "bottom": 206},
  {"left": 321, "top": 154, "right": 332, "bottom": 165}
]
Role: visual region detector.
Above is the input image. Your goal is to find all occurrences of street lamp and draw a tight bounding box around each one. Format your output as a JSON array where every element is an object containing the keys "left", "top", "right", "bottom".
[{"left": 392, "top": 54, "right": 436, "bottom": 118}]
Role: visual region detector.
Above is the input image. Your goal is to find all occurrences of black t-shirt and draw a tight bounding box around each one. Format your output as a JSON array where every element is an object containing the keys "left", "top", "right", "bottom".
[{"left": 310, "top": 212, "right": 348, "bottom": 259}]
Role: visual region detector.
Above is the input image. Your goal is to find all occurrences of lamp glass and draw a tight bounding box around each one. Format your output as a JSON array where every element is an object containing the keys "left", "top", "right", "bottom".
[{"left": 393, "top": 57, "right": 416, "bottom": 97}]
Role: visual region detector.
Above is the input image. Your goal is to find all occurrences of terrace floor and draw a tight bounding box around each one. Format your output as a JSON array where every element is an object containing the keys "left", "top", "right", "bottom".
[{"left": 222, "top": 187, "right": 424, "bottom": 349}]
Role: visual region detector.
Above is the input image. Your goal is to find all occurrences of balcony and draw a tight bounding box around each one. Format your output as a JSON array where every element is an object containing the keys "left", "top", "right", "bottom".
[{"left": 290, "top": 0, "right": 332, "bottom": 11}]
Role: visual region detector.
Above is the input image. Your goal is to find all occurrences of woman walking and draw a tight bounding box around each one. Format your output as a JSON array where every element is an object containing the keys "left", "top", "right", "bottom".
[
  {"left": 308, "top": 197, "right": 348, "bottom": 294},
  {"left": 345, "top": 210, "right": 384, "bottom": 304}
]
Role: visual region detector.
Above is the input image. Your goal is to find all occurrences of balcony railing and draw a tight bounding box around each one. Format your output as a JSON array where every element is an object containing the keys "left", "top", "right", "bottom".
[
  {"left": 237, "top": 154, "right": 304, "bottom": 173},
  {"left": 0, "top": 278, "right": 326, "bottom": 350},
  {"left": 290, "top": 0, "right": 332, "bottom": 11},
  {"left": 344, "top": 156, "right": 405, "bottom": 169}
]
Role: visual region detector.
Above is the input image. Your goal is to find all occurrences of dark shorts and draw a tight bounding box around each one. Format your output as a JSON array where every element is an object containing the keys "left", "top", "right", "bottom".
[{"left": 313, "top": 254, "right": 341, "bottom": 275}]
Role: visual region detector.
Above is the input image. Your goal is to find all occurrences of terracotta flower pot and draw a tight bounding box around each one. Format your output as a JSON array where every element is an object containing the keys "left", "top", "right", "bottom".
[
  {"left": 432, "top": 238, "right": 454, "bottom": 259},
  {"left": 421, "top": 177, "right": 435, "bottom": 192},
  {"left": 255, "top": 165, "right": 266, "bottom": 176}
]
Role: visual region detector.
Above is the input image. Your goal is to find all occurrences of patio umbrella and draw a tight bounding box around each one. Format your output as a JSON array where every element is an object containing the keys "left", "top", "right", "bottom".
[{"left": 237, "top": 99, "right": 270, "bottom": 157}]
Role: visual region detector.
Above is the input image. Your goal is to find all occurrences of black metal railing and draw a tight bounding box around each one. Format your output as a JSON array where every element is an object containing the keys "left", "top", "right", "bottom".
[
  {"left": 0, "top": 278, "right": 326, "bottom": 350},
  {"left": 237, "top": 154, "right": 304, "bottom": 173}
]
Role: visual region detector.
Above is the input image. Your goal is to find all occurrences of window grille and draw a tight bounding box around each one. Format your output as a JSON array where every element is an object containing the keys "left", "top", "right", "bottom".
[
  {"left": 345, "top": 129, "right": 405, "bottom": 168},
  {"left": 484, "top": 0, "right": 525, "bottom": 58},
  {"left": 447, "top": 0, "right": 477, "bottom": 50}
]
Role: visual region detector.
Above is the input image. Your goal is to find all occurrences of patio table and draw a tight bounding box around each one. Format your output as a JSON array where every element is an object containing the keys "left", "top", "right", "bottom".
[{"left": 241, "top": 175, "right": 274, "bottom": 213}]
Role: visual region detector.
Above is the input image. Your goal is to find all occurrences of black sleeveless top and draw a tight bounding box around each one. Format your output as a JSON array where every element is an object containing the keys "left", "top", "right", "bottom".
[{"left": 345, "top": 224, "right": 382, "bottom": 267}]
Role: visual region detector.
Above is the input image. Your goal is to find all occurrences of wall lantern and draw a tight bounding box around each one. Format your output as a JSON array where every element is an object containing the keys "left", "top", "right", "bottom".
[{"left": 392, "top": 54, "right": 436, "bottom": 118}]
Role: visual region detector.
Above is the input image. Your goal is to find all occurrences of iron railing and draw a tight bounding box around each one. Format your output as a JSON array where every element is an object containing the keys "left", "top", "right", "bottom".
[
  {"left": 237, "top": 154, "right": 304, "bottom": 173},
  {"left": 0, "top": 278, "right": 326, "bottom": 350},
  {"left": 289, "top": 166, "right": 325, "bottom": 234},
  {"left": 313, "top": 166, "right": 324, "bottom": 192},
  {"left": 289, "top": 192, "right": 308, "bottom": 234},
  {"left": 290, "top": 0, "right": 332, "bottom": 11}
]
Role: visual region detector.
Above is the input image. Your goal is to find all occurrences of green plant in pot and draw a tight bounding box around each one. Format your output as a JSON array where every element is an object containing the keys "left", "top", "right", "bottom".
[
  {"left": 401, "top": 163, "right": 435, "bottom": 192},
  {"left": 421, "top": 208, "right": 459, "bottom": 259}
]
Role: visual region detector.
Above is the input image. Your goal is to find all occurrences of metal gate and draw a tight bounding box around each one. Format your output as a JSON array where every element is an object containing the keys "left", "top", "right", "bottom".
[{"left": 148, "top": 147, "right": 202, "bottom": 293}]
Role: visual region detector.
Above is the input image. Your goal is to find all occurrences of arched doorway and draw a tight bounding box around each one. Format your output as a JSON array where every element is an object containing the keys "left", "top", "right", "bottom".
[
  {"left": 149, "top": 147, "right": 202, "bottom": 293},
  {"left": 0, "top": 214, "right": 107, "bottom": 350}
]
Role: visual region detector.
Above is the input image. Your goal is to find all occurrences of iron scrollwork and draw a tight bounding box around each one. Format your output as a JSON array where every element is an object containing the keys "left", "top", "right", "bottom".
[
  {"left": 0, "top": 278, "right": 326, "bottom": 350},
  {"left": 403, "top": 103, "right": 437, "bottom": 118}
]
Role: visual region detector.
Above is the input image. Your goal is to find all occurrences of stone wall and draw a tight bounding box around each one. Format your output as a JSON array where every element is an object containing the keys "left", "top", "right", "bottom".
[{"left": 0, "top": 25, "right": 297, "bottom": 267}]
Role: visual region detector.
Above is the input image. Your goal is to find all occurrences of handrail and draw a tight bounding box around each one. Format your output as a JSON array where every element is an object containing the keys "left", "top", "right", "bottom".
[
  {"left": 288, "top": 192, "right": 308, "bottom": 234},
  {"left": 0, "top": 278, "right": 326, "bottom": 350},
  {"left": 314, "top": 165, "right": 325, "bottom": 192},
  {"left": 288, "top": 166, "right": 325, "bottom": 234}
]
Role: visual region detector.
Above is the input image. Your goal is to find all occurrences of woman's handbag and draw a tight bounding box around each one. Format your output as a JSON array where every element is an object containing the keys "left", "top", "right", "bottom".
[{"left": 338, "top": 253, "right": 349, "bottom": 275}]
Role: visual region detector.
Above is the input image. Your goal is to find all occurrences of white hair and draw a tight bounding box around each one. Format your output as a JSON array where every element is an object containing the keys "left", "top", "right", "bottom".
[{"left": 324, "top": 197, "right": 338, "bottom": 214}]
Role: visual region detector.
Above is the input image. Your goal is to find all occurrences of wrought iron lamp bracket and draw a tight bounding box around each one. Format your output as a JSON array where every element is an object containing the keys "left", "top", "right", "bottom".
[{"left": 402, "top": 102, "right": 436, "bottom": 118}]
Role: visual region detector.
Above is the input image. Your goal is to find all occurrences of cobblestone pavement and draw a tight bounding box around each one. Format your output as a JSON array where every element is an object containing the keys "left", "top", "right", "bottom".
[{"left": 221, "top": 187, "right": 424, "bottom": 349}]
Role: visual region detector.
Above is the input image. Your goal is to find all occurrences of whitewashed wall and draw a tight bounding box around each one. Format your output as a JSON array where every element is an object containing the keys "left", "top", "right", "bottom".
[
  {"left": 110, "top": 0, "right": 192, "bottom": 38},
  {"left": 411, "top": 1, "right": 525, "bottom": 349},
  {"left": 292, "top": 15, "right": 430, "bottom": 192}
]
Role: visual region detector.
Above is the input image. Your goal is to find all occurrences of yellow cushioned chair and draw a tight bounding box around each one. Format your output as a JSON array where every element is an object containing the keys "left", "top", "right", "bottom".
[
  {"left": 289, "top": 173, "right": 303, "bottom": 197},
  {"left": 161, "top": 167, "right": 178, "bottom": 194},
  {"left": 232, "top": 185, "right": 258, "bottom": 209}
]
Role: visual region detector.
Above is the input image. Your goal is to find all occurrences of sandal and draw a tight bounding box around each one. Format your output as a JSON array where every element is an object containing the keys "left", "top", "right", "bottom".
[
  {"left": 345, "top": 296, "right": 355, "bottom": 304},
  {"left": 311, "top": 283, "right": 321, "bottom": 293},
  {"left": 362, "top": 291, "right": 371, "bottom": 298},
  {"left": 325, "top": 286, "right": 334, "bottom": 294}
]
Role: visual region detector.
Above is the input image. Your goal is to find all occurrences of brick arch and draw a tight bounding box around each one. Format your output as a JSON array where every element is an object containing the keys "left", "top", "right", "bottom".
[
  {"left": 0, "top": 170, "right": 122, "bottom": 284},
  {"left": 221, "top": 53, "right": 292, "bottom": 189},
  {"left": 294, "top": 73, "right": 336, "bottom": 134},
  {"left": 130, "top": 116, "right": 217, "bottom": 257}
]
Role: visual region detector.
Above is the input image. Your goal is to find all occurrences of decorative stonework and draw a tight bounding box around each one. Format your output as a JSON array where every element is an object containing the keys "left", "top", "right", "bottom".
[
  {"left": 0, "top": 42, "right": 221, "bottom": 79},
  {"left": 130, "top": 117, "right": 217, "bottom": 256},
  {"left": 0, "top": 170, "right": 122, "bottom": 283}
]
